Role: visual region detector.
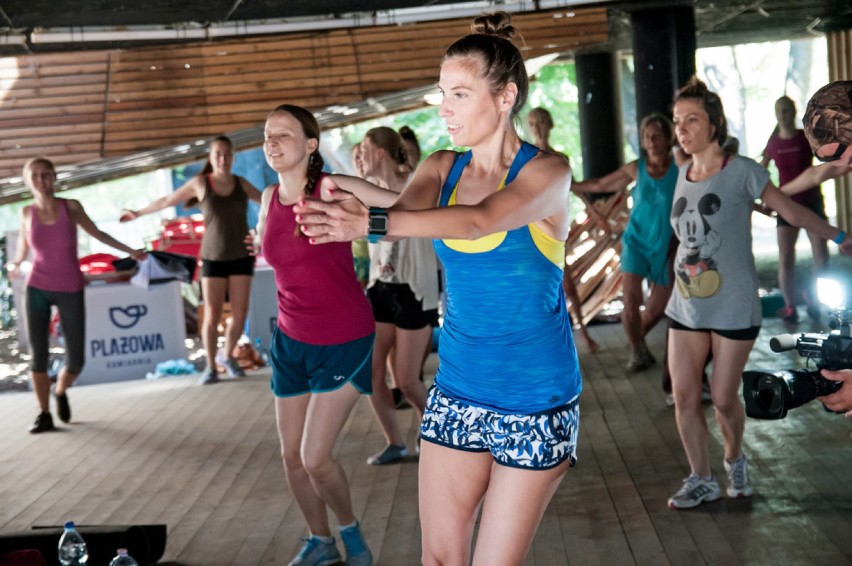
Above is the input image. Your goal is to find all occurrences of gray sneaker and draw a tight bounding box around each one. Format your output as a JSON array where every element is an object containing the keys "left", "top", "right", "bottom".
[
  {"left": 668, "top": 473, "right": 721, "bottom": 509},
  {"left": 724, "top": 454, "right": 753, "bottom": 498},
  {"left": 198, "top": 368, "right": 220, "bottom": 385},
  {"left": 288, "top": 536, "right": 341, "bottom": 566},
  {"left": 366, "top": 444, "right": 408, "bottom": 465},
  {"left": 221, "top": 357, "right": 246, "bottom": 377}
]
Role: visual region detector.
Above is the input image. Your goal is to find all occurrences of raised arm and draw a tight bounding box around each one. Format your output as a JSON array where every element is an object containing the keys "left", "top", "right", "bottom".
[
  {"left": 779, "top": 162, "right": 851, "bottom": 196},
  {"left": 571, "top": 161, "right": 638, "bottom": 194},
  {"left": 120, "top": 177, "right": 201, "bottom": 222},
  {"left": 69, "top": 200, "right": 146, "bottom": 260}
]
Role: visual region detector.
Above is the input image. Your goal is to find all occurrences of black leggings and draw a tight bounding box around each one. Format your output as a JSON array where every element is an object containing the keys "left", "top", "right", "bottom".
[{"left": 26, "top": 286, "right": 85, "bottom": 374}]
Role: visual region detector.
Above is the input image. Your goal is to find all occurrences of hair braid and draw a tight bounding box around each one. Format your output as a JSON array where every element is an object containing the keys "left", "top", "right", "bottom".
[{"left": 305, "top": 152, "right": 324, "bottom": 196}]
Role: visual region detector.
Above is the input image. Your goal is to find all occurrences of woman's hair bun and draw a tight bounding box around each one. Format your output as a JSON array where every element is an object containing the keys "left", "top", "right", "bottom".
[
  {"left": 677, "top": 75, "right": 709, "bottom": 97},
  {"left": 471, "top": 11, "right": 516, "bottom": 40}
]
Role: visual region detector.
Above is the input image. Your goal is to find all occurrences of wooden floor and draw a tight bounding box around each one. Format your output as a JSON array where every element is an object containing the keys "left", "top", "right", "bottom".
[{"left": 1, "top": 316, "right": 851, "bottom": 565}]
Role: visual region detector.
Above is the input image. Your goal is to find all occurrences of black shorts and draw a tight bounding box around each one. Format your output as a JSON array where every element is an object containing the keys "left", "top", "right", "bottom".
[
  {"left": 368, "top": 281, "right": 439, "bottom": 330},
  {"left": 669, "top": 318, "right": 760, "bottom": 341},
  {"left": 777, "top": 192, "right": 826, "bottom": 227},
  {"left": 201, "top": 256, "right": 255, "bottom": 278}
]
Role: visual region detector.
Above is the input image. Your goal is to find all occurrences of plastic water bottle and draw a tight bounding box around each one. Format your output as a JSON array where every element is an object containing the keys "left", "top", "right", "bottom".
[
  {"left": 109, "top": 548, "right": 139, "bottom": 566},
  {"left": 57, "top": 521, "right": 88, "bottom": 565}
]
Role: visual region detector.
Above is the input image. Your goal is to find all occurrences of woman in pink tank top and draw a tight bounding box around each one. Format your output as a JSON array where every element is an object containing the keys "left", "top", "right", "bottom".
[
  {"left": 251, "top": 105, "right": 375, "bottom": 566},
  {"left": 7, "top": 157, "right": 145, "bottom": 434}
]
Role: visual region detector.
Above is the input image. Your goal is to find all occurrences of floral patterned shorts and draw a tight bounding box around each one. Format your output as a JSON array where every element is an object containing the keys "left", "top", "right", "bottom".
[{"left": 420, "top": 386, "right": 579, "bottom": 470}]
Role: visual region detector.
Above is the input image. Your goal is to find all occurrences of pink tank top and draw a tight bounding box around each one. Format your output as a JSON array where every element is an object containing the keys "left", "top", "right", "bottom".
[
  {"left": 261, "top": 178, "right": 374, "bottom": 345},
  {"left": 27, "top": 199, "right": 86, "bottom": 293}
]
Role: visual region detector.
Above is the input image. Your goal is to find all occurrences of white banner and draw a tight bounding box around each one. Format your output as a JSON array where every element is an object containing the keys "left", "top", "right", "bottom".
[
  {"left": 247, "top": 266, "right": 278, "bottom": 353},
  {"left": 78, "top": 280, "right": 186, "bottom": 385}
]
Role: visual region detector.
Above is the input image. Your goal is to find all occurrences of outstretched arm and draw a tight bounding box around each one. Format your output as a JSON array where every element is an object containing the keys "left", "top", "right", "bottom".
[
  {"left": 779, "top": 162, "right": 852, "bottom": 197},
  {"left": 297, "top": 151, "right": 572, "bottom": 243},
  {"left": 69, "top": 200, "right": 146, "bottom": 260},
  {"left": 322, "top": 175, "right": 399, "bottom": 208},
  {"left": 762, "top": 183, "right": 851, "bottom": 254},
  {"left": 571, "top": 161, "right": 638, "bottom": 194},
  {"left": 120, "top": 177, "right": 200, "bottom": 221},
  {"left": 5, "top": 207, "right": 31, "bottom": 277}
]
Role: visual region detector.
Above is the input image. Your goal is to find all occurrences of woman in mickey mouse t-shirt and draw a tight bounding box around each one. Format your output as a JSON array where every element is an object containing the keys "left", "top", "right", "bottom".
[{"left": 665, "top": 77, "right": 852, "bottom": 511}]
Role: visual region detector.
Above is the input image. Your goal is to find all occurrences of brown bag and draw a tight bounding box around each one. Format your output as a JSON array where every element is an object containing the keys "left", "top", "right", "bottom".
[{"left": 231, "top": 342, "right": 265, "bottom": 370}]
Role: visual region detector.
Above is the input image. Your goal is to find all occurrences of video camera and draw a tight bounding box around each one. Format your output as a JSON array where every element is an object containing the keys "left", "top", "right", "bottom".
[{"left": 742, "top": 278, "right": 851, "bottom": 420}]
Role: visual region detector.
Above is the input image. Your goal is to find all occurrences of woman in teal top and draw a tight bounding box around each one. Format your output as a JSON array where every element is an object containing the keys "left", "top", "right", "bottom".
[
  {"left": 572, "top": 113, "right": 686, "bottom": 372},
  {"left": 295, "top": 11, "right": 581, "bottom": 565}
]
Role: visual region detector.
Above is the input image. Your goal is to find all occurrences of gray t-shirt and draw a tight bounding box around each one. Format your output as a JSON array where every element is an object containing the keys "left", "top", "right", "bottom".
[{"left": 665, "top": 156, "right": 769, "bottom": 330}]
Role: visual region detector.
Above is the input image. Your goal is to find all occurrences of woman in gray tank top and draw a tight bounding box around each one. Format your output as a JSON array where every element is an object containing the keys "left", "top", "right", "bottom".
[{"left": 121, "top": 136, "right": 263, "bottom": 384}]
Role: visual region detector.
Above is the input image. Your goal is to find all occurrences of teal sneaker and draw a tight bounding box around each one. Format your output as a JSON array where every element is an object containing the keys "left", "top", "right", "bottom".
[
  {"left": 288, "top": 536, "right": 341, "bottom": 566},
  {"left": 340, "top": 522, "right": 372, "bottom": 566}
]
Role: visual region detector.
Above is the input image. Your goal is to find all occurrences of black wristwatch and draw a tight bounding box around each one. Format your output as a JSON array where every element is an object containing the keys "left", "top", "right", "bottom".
[{"left": 368, "top": 207, "right": 388, "bottom": 243}]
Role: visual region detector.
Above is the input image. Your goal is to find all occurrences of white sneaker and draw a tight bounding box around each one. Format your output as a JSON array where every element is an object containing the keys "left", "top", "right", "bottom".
[
  {"left": 668, "top": 473, "right": 721, "bottom": 509},
  {"left": 724, "top": 454, "right": 753, "bottom": 498}
]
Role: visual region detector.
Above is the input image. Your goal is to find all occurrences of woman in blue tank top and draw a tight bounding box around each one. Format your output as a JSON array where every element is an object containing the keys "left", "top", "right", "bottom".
[{"left": 296, "top": 11, "right": 581, "bottom": 564}]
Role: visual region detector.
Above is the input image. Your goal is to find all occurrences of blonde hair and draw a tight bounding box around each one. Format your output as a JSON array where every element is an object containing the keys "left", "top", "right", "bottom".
[{"left": 23, "top": 157, "right": 55, "bottom": 177}]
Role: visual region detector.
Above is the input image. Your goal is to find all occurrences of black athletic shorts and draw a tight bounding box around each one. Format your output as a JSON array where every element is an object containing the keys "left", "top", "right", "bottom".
[
  {"left": 368, "top": 281, "right": 438, "bottom": 330},
  {"left": 201, "top": 256, "right": 255, "bottom": 278},
  {"left": 669, "top": 318, "right": 760, "bottom": 341}
]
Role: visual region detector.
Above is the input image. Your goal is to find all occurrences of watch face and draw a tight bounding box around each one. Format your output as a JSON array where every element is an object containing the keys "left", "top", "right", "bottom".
[{"left": 369, "top": 212, "right": 388, "bottom": 233}]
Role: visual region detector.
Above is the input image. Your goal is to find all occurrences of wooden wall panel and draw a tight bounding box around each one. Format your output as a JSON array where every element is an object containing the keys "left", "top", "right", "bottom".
[{"left": 0, "top": 8, "right": 607, "bottom": 179}]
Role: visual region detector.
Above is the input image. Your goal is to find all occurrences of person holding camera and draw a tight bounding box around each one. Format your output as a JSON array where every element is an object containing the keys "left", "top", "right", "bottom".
[
  {"left": 664, "top": 77, "right": 852, "bottom": 510},
  {"left": 803, "top": 80, "right": 852, "bottom": 416}
]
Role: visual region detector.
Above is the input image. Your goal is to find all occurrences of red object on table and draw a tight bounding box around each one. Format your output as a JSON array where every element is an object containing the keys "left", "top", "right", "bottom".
[{"left": 149, "top": 216, "right": 204, "bottom": 280}]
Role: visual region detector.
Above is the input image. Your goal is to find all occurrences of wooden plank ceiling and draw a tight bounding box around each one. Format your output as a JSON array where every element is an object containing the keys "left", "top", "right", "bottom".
[{"left": 0, "top": 7, "right": 607, "bottom": 180}]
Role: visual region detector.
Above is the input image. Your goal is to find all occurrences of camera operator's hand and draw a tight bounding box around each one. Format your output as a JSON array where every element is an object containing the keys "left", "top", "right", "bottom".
[{"left": 818, "top": 369, "right": 852, "bottom": 417}]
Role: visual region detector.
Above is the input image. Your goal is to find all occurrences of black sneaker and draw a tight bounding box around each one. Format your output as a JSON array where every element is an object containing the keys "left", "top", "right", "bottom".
[
  {"left": 29, "top": 412, "right": 55, "bottom": 434},
  {"left": 392, "top": 388, "right": 410, "bottom": 409},
  {"left": 55, "top": 390, "right": 71, "bottom": 423}
]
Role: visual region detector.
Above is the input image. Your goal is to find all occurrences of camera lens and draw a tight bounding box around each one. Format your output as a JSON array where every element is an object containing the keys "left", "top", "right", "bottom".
[{"left": 754, "top": 374, "right": 784, "bottom": 414}]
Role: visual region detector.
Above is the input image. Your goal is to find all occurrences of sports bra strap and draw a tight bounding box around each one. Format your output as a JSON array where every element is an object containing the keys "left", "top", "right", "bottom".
[
  {"left": 505, "top": 141, "right": 540, "bottom": 185},
  {"left": 439, "top": 151, "right": 472, "bottom": 206},
  {"left": 438, "top": 142, "right": 540, "bottom": 207}
]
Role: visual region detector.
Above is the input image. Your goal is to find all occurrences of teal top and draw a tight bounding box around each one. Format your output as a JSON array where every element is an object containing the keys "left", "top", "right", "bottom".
[
  {"left": 623, "top": 158, "right": 678, "bottom": 255},
  {"left": 432, "top": 142, "right": 582, "bottom": 413}
]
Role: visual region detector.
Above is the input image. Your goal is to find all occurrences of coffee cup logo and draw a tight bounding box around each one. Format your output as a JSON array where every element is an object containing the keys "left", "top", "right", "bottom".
[{"left": 109, "top": 304, "right": 149, "bottom": 329}]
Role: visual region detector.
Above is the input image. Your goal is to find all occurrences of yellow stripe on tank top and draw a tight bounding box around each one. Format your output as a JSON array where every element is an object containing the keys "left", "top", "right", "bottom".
[
  {"left": 443, "top": 172, "right": 508, "bottom": 253},
  {"left": 443, "top": 172, "right": 565, "bottom": 268}
]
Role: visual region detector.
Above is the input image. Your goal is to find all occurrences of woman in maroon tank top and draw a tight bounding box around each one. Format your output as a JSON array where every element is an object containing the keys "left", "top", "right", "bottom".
[
  {"left": 7, "top": 157, "right": 146, "bottom": 433},
  {"left": 120, "top": 136, "right": 264, "bottom": 384}
]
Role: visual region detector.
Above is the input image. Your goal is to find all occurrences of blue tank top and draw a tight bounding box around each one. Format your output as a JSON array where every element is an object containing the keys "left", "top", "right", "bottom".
[
  {"left": 433, "top": 142, "right": 582, "bottom": 413},
  {"left": 622, "top": 158, "right": 678, "bottom": 254}
]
